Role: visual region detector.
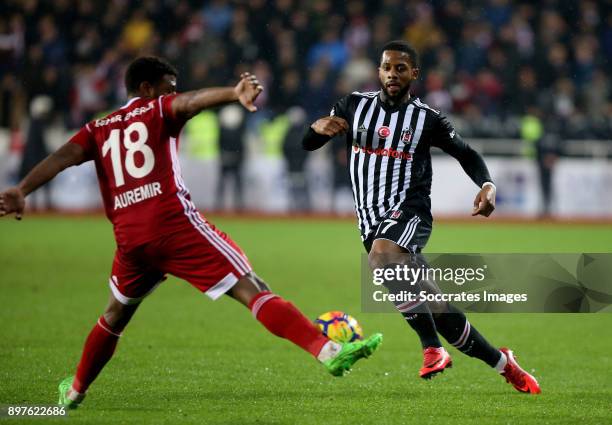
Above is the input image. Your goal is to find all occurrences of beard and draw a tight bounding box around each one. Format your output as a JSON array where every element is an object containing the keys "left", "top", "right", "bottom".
[{"left": 381, "top": 84, "right": 410, "bottom": 102}]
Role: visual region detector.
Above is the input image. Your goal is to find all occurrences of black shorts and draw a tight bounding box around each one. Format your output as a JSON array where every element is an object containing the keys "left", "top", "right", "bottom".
[{"left": 363, "top": 207, "right": 432, "bottom": 254}]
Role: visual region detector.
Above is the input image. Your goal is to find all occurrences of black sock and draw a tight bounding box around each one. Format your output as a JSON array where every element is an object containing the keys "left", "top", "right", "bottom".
[
  {"left": 434, "top": 304, "right": 501, "bottom": 367},
  {"left": 378, "top": 260, "right": 441, "bottom": 349},
  {"left": 400, "top": 304, "right": 442, "bottom": 349}
]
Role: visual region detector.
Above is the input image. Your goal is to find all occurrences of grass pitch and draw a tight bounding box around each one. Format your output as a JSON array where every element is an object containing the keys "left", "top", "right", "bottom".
[{"left": 1, "top": 216, "right": 611, "bottom": 424}]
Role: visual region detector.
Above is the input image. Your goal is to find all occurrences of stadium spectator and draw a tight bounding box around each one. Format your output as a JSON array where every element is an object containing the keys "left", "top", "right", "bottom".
[
  {"left": 202, "top": 0, "right": 233, "bottom": 35},
  {"left": 217, "top": 104, "right": 247, "bottom": 211},
  {"left": 307, "top": 23, "right": 349, "bottom": 71},
  {"left": 18, "top": 96, "right": 53, "bottom": 211},
  {"left": 0, "top": 0, "right": 611, "bottom": 210},
  {"left": 121, "top": 9, "right": 154, "bottom": 54}
]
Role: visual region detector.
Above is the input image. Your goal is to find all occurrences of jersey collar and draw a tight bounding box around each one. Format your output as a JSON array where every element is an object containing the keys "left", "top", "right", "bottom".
[
  {"left": 378, "top": 92, "right": 416, "bottom": 112},
  {"left": 120, "top": 97, "right": 141, "bottom": 109}
]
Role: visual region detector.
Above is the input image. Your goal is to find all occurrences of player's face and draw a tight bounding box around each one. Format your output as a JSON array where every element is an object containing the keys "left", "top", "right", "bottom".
[
  {"left": 152, "top": 74, "right": 177, "bottom": 97},
  {"left": 379, "top": 50, "right": 419, "bottom": 101}
]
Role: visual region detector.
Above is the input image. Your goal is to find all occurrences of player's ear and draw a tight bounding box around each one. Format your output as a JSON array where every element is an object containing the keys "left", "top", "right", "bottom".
[{"left": 412, "top": 67, "right": 420, "bottom": 80}]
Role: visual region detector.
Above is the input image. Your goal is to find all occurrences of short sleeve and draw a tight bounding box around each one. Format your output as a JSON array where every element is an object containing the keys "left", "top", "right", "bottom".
[
  {"left": 68, "top": 125, "right": 95, "bottom": 161},
  {"left": 158, "top": 94, "right": 187, "bottom": 136}
]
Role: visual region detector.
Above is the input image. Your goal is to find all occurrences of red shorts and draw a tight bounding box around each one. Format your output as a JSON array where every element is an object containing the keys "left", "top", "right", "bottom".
[{"left": 109, "top": 220, "right": 252, "bottom": 305}]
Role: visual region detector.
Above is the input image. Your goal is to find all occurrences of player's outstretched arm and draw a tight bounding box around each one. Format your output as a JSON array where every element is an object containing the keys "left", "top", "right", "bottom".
[
  {"left": 171, "top": 72, "right": 263, "bottom": 119},
  {"left": 302, "top": 116, "right": 349, "bottom": 151},
  {"left": 0, "top": 142, "right": 86, "bottom": 220},
  {"left": 448, "top": 145, "right": 496, "bottom": 217},
  {"left": 431, "top": 115, "right": 496, "bottom": 217},
  {"left": 447, "top": 144, "right": 496, "bottom": 217}
]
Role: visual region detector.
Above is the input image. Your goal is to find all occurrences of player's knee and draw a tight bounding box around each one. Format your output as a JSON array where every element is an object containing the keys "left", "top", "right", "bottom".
[
  {"left": 368, "top": 247, "right": 390, "bottom": 270},
  {"left": 103, "top": 299, "right": 138, "bottom": 332},
  {"left": 251, "top": 273, "right": 271, "bottom": 292},
  {"left": 229, "top": 273, "right": 270, "bottom": 306},
  {"left": 368, "top": 240, "right": 406, "bottom": 270},
  {"left": 102, "top": 311, "right": 128, "bottom": 333},
  {"left": 368, "top": 251, "right": 380, "bottom": 270}
]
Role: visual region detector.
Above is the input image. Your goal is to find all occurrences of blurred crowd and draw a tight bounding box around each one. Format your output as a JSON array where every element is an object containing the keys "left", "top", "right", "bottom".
[{"left": 1, "top": 0, "right": 611, "bottom": 139}]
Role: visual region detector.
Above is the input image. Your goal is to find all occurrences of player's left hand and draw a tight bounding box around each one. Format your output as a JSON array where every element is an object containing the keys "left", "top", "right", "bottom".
[
  {"left": 0, "top": 187, "right": 26, "bottom": 220},
  {"left": 472, "top": 184, "right": 495, "bottom": 217},
  {"left": 235, "top": 72, "right": 264, "bottom": 112}
]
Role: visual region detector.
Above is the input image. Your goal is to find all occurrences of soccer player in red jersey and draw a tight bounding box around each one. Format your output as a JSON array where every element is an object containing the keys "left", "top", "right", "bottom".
[{"left": 0, "top": 57, "right": 382, "bottom": 409}]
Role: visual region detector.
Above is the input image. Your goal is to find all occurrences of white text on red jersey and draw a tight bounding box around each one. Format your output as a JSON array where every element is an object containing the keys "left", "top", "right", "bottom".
[
  {"left": 94, "top": 101, "right": 155, "bottom": 128},
  {"left": 114, "top": 181, "right": 162, "bottom": 210}
]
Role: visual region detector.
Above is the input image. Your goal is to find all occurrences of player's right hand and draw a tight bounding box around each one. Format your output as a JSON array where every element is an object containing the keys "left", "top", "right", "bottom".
[
  {"left": 0, "top": 187, "right": 25, "bottom": 220},
  {"left": 311, "top": 116, "right": 349, "bottom": 137},
  {"left": 235, "top": 72, "right": 264, "bottom": 112},
  {"left": 472, "top": 184, "right": 496, "bottom": 217}
]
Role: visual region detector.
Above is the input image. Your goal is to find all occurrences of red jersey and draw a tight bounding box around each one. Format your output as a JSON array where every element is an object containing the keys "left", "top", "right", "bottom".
[{"left": 69, "top": 95, "right": 198, "bottom": 248}]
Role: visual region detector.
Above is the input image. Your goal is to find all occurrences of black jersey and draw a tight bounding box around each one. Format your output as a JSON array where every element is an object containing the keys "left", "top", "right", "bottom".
[{"left": 322, "top": 90, "right": 492, "bottom": 239}]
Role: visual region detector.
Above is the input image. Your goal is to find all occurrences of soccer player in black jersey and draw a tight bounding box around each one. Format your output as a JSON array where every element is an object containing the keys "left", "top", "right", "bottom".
[{"left": 302, "top": 40, "right": 541, "bottom": 394}]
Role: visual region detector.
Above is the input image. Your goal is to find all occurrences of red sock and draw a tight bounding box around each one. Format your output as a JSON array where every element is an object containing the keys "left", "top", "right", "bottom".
[
  {"left": 249, "top": 292, "right": 329, "bottom": 357},
  {"left": 72, "top": 316, "right": 122, "bottom": 394}
]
